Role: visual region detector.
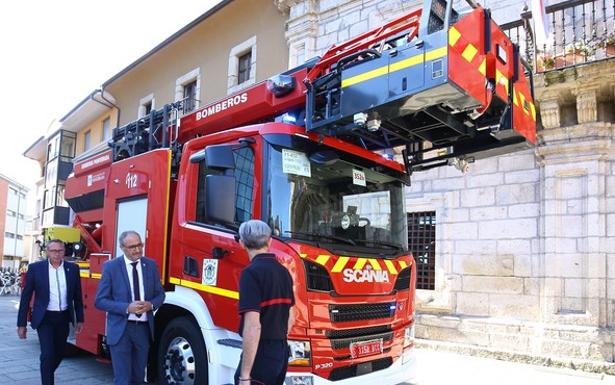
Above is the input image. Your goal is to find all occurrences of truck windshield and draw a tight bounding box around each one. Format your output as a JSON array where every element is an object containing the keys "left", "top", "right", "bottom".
[{"left": 265, "top": 134, "right": 408, "bottom": 256}]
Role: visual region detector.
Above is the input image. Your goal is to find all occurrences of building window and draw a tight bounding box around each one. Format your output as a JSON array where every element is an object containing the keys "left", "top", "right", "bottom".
[
  {"left": 84, "top": 130, "right": 91, "bottom": 151},
  {"left": 290, "top": 42, "right": 306, "bottom": 68},
  {"left": 407, "top": 211, "right": 436, "bottom": 290},
  {"left": 183, "top": 80, "right": 197, "bottom": 114},
  {"left": 16, "top": 235, "right": 23, "bottom": 240},
  {"left": 5, "top": 232, "right": 15, "bottom": 239},
  {"left": 238, "top": 51, "right": 252, "bottom": 84},
  {"left": 175, "top": 68, "right": 201, "bottom": 116},
  {"left": 228, "top": 36, "right": 256, "bottom": 94},
  {"left": 47, "top": 134, "right": 60, "bottom": 160},
  {"left": 102, "top": 117, "right": 111, "bottom": 141},
  {"left": 138, "top": 94, "right": 155, "bottom": 118},
  {"left": 6, "top": 210, "right": 16, "bottom": 217}
]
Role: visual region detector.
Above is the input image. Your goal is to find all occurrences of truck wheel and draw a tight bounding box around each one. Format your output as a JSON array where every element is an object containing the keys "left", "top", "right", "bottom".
[{"left": 157, "top": 317, "right": 208, "bottom": 385}]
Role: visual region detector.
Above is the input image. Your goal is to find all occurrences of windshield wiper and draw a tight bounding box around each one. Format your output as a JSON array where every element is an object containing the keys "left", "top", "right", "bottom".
[
  {"left": 283, "top": 231, "right": 356, "bottom": 246},
  {"left": 351, "top": 239, "right": 402, "bottom": 251}
]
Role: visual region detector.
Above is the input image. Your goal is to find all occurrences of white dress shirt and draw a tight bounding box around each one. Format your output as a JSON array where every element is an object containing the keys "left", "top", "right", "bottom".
[
  {"left": 124, "top": 256, "right": 148, "bottom": 321},
  {"left": 47, "top": 262, "right": 68, "bottom": 311}
]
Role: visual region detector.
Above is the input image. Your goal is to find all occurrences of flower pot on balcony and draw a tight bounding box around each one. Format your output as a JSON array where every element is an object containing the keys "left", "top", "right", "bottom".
[{"left": 554, "top": 50, "right": 587, "bottom": 68}]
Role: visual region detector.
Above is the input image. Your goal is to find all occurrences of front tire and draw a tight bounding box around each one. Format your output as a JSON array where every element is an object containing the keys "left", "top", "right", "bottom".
[{"left": 157, "top": 317, "right": 208, "bottom": 385}]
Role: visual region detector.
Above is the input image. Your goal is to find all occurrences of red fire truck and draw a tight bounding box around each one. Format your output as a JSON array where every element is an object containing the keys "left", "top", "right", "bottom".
[{"left": 62, "top": 0, "right": 536, "bottom": 384}]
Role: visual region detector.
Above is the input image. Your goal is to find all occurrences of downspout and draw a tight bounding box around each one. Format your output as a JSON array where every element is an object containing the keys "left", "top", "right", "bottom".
[{"left": 92, "top": 87, "right": 121, "bottom": 129}]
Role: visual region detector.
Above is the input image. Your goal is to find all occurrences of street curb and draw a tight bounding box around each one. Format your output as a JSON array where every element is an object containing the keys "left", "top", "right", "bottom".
[{"left": 415, "top": 338, "right": 615, "bottom": 376}]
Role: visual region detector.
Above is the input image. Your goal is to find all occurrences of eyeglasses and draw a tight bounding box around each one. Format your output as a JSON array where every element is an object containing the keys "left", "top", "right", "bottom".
[
  {"left": 47, "top": 249, "right": 65, "bottom": 254},
  {"left": 123, "top": 243, "right": 143, "bottom": 250}
]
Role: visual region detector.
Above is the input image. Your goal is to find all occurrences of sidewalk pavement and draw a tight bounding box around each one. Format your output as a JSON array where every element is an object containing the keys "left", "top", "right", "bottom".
[{"left": 1, "top": 294, "right": 615, "bottom": 385}]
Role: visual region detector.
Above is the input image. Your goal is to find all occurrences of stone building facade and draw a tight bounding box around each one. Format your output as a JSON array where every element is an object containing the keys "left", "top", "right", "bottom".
[{"left": 277, "top": 0, "right": 615, "bottom": 364}]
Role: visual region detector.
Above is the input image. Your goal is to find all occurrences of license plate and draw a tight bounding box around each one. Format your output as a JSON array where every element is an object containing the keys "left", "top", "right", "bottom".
[{"left": 350, "top": 339, "right": 383, "bottom": 359}]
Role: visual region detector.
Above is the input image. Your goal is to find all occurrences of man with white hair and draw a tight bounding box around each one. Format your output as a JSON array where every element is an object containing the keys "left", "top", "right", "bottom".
[{"left": 235, "top": 220, "right": 295, "bottom": 385}]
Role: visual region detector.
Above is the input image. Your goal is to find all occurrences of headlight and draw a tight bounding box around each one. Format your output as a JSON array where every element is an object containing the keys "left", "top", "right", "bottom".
[
  {"left": 404, "top": 325, "right": 415, "bottom": 348},
  {"left": 288, "top": 340, "right": 311, "bottom": 366}
]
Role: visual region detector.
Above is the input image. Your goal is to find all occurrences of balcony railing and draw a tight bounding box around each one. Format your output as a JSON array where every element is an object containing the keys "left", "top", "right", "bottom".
[{"left": 501, "top": 0, "right": 615, "bottom": 72}]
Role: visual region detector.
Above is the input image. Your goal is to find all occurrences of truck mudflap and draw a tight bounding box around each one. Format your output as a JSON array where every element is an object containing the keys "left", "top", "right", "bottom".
[{"left": 286, "top": 348, "right": 417, "bottom": 385}]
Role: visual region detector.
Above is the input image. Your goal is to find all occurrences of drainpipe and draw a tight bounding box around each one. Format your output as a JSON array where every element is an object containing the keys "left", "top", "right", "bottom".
[{"left": 92, "top": 87, "right": 121, "bottom": 130}]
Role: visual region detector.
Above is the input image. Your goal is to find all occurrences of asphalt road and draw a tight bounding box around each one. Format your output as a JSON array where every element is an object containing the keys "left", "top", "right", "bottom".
[{"left": 2, "top": 294, "right": 615, "bottom": 385}]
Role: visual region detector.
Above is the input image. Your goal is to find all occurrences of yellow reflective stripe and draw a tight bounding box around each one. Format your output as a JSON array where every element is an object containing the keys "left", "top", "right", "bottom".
[
  {"left": 353, "top": 258, "right": 367, "bottom": 270},
  {"left": 342, "top": 66, "right": 389, "bottom": 88},
  {"left": 495, "top": 69, "right": 509, "bottom": 95},
  {"left": 341, "top": 48, "right": 447, "bottom": 88},
  {"left": 448, "top": 27, "right": 461, "bottom": 46},
  {"left": 389, "top": 55, "right": 423, "bottom": 73},
  {"left": 425, "top": 47, "right": 447, "bottom": 61},
  {"left": 180, "top": 279, "right": 239, "bottom": 300},
  {"left": 161, "top": 150, "right": 172, "bottom": 285},
  {"left": 77, "top": 262, "right": 90, "bottom": 268},
  {"left": 332, "top": 256, "right": 349, "bottom": 273},
  {"left": 299, "top": 253, "right": 307, "bottom": 258},
  {"left": 399, "top": 261, "right": 408, "bottom": 270},
  {"left": 169, "top": 277, "right": 180, "bottom": 284},
  {"left": 519, "top": 93, "right": 529, "bottom": 115},
  {"left": 315, "top": 255, "right": 331, "bottom": 266},
  {"left": 530, "top": 102, "right": 536, "bottom": 121},
  {"left": 513, "top": 88, "right": 519, "bottom": 106},
  {"left": 80, "top": 272, "right": 90, "bottom": 278},
  {"left": 367, "top": 259, "right": 381, "bottom": 270},
  {"left": 91, "top": 273, "right": 102, "bottom": 279},
  {"left": 478, "top": 58, "right": 486, "bottom": 76},
  {"left": 384, "top": 260, "right": 398, "bottom": 275},
  {"left": 461, "top": 43, "right": 478, "bottom": 62}
]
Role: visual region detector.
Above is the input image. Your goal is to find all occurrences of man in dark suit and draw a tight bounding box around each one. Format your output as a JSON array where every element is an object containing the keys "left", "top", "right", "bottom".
[
  {"left": 95, "top": 231, "right": 165, "bottom": 385},
  {"left": 17, "top": 239, "right": 85, "bottom": 385}
]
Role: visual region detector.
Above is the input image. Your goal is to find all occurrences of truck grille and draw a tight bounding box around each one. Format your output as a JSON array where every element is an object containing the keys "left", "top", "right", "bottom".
[
  {"left": 330, "top": 331, "right": 394, "bottom": 350},
  {"left": 328, "top": 357, "right": 393, "bottom": 381},
  {"left": 326, "top": 325, "right": 391, "bottom": 339},
  {"left": 329, "top": 302, "right": 395, "bottom": 323}
]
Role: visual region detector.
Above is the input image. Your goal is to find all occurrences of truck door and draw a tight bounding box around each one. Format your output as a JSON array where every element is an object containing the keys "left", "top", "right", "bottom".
[
  {"left": 102, "top": 148, "right": 173, "bottom": 277},
  {"left": 170, "top": 137, "right": 260, "bottom": 332}
]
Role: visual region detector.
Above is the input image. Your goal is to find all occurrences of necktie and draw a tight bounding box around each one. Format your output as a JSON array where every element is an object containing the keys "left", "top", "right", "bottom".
[
  {"left": 55, "top": 268, "right": 62, "bottom": 311},
  {"left": 131, "top": 262, "right": 142, "bottom": 318}
]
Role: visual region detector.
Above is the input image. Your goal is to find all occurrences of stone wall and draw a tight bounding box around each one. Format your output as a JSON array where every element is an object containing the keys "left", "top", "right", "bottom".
[{"left": 276, "top": 0, "right": 615, "bottom": 363}]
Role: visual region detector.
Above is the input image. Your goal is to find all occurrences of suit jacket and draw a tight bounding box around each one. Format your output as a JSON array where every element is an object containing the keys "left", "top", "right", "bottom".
[
  {"left": 17, "top": 260, "right": 84, "bottom": 330},
  {"left": 95, "top": 255, "right": 165, "bottom": 346}
]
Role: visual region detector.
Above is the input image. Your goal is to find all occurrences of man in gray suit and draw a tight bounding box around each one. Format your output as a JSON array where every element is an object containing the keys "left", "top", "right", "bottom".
[{"left": 95, "top": 231, "right": 165, "bottom": 385}]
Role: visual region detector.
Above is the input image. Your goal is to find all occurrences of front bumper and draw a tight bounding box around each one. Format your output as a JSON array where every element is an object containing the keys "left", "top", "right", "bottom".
[{"left": 285, "top": 348, "right": 417, "bottom": 385}]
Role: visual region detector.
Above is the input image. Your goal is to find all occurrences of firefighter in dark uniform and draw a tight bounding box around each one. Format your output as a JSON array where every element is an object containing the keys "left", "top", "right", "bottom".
[{"left": 235, "top": 220, "right": 295, "bottom": 385}]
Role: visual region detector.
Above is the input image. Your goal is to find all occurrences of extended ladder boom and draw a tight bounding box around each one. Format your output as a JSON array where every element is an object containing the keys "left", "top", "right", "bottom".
[{"left": 107, "top": 0, "right": 536, "bottom": 175}]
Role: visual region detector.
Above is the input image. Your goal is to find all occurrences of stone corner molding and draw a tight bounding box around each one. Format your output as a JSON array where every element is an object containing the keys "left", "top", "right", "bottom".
[{"left": 274, "top": 0, "right": 294, "bottom": 13}]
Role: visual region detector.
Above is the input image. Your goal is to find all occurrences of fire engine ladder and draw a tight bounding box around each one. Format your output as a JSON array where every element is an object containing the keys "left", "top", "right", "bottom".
[
  {"left": 304, "top": 8, "right": 422, "bottom": 84},
  {"left": 110, "top": 101, "right": 182, "bottom": 164}
]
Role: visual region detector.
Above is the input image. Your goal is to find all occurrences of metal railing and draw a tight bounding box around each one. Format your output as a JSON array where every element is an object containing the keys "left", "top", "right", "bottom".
[
  {"left": 501, "top": 0, "right": 615, "bottom": 72},
  {"left": 0, "top": 268, "right": 22, "bottom": 296}
]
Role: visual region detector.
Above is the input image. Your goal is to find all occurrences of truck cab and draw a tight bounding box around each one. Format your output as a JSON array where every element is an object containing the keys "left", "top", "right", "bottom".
[{"left": 163, "top": 123, "right": 416, "bottom": 384}]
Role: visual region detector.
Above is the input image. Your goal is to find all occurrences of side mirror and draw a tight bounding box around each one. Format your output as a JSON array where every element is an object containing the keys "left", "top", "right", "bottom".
[
  {"left": 205, "top": 174, "right": 236, "bottom": 224},
  {"left": 190, "top": 144, "right": 234, "bottom": 169}
]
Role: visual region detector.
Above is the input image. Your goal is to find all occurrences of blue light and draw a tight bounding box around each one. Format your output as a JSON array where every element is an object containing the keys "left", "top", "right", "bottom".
[
  {"left": 282, "top": 113, "right": 297, "bottom": 124},
  {"left": 389, "top": 304, "right": 397, "bottom": 310}
]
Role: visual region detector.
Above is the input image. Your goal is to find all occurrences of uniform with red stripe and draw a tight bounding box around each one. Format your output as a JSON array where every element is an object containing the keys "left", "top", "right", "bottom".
[{"left": 238, "top": 253, "right": 295, "bottom": 338}]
